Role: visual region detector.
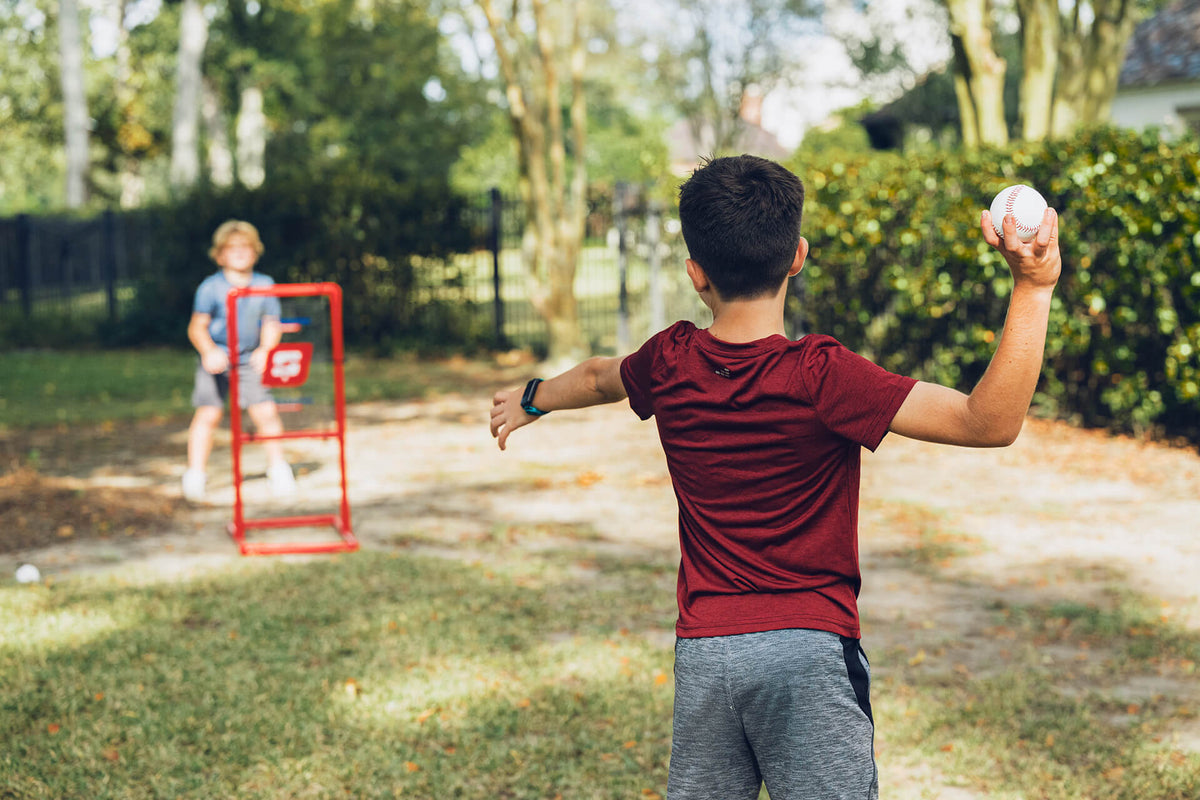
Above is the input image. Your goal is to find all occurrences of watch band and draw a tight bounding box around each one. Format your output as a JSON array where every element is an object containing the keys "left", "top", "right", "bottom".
[{"left": 521, "top": 378, "right": 549, "bottom": 416}]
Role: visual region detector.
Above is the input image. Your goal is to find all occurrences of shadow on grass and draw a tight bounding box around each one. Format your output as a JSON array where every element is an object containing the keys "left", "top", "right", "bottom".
[{"left": 0, "top": 548, "right": 676, "bottom": 799}]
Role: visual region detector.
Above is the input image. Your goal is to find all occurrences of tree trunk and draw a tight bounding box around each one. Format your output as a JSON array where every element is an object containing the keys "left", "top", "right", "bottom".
[
  {"left": 1016, "top": 0, "right": 1059, "bottom": 141},
  {"left": 111, "top": 0, "right": 146, "bottom": 207},
  {"left": 1051, "top": 0, "right": 1143, "bottom": 139},
  {"left": 170, "top": 0, "right": 208, "bottom": 189},
  {"left": 58, "top": 0, "right": 89, "bottom": 208},
  {"left": 950, "top": 35, "right": 980, "bottom": 149},
  {"left": 202, "top": 77, "right": 233, "bottom": 187},
  {"left": 1078, "top": 0, "right": 1139, "bottom": 127},
  {"left": 479, "top": 0, "right": 588, "bottom": 365},
  {"left": 1050, "top": 3, "right": 1084, "bottom": 139},
  {"left": 236, "top": 85, "right": 266, "bottom": 188},
  {"left": 945, "top": 0, "right": 1008, "bottom": 148}
]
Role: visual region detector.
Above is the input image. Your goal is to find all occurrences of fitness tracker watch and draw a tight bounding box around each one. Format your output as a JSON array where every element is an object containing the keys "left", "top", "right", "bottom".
[{"left": 521, "top": 378, "right": 549, "bottom": 416}]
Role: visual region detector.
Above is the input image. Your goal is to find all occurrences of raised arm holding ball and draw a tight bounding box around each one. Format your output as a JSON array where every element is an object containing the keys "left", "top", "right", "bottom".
[{"left": 489, "top": 156, "right": 1060, "bottom": 800}]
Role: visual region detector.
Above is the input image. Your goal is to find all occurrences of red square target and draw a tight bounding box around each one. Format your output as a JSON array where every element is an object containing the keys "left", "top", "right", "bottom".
[{"left": 262, "top": 342, "right": 313, "bottom": 387}]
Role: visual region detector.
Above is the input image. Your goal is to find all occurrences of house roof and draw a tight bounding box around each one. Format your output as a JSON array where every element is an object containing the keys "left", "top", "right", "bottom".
[{"left": 1119, "top": 0, "right": 1200, "bottom": 88}]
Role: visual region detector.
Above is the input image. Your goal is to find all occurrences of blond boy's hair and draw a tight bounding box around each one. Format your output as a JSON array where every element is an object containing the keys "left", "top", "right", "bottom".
[{"left": 209, "top": 220, "right": 265, "bottom": 262}]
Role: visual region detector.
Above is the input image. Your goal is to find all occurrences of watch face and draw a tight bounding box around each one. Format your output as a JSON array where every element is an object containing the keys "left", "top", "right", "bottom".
[{"left": 522, "top": 379, "right": 542, "bottom": 408}]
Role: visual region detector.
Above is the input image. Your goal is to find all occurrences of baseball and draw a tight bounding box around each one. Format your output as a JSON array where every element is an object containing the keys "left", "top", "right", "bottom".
[
  {"left": 989, "top": 184, "right": 1048, "bottom": 242},
  {"left": 15, "top": 564, "right": 41, "bottom": 584}
]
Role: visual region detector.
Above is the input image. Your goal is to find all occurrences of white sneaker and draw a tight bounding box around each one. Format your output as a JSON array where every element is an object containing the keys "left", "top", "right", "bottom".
[
  {"left": 182, "top": 469, "right": 207, "bottom": 502},
  {"left": 268, "top": 463, "right": 296, "bottom": 497}
]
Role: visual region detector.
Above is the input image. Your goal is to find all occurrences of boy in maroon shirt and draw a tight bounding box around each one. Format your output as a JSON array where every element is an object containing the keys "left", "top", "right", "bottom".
[{"left": 490, "top": 155, "right": 1061, "bottom": 800}]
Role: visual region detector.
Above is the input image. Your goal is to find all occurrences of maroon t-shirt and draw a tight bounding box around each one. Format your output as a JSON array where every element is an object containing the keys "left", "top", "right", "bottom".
[{"left": 620, "top": 321, "right": 917, "bottom": 639}]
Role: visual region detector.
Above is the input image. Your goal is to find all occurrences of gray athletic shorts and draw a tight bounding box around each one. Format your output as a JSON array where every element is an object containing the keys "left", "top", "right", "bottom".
[
  {"left": 191, "top": 362, "right": 274, "bottom": 409},
  {"left": 668, "top": 628, "right": 877, "bottom": 800}
]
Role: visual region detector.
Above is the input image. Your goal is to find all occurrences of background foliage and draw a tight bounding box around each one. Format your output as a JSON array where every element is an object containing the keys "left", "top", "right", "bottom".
[
  {"left": 790, "top": 126, "right": 1200, "bottom": 442},
  {"left": 5, "top": 127, "right": 1198, "bottom": 444},
  {"left": 102, "top": 174, "right": 480, "bottom": 353}
]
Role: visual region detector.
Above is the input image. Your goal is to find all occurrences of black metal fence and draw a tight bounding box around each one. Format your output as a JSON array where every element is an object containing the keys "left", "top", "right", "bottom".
[
  {"left": 0, "top": 190, "right": 709, "bottom": 354},
  {"left": 0, "top": 211, "right": 165, "bottom": 328}
]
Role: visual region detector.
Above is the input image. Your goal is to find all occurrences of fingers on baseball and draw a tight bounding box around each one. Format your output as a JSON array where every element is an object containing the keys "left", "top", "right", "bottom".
[
  {"left": 980, "top": 211, "right": 1001, "bottom": 245},
  {"left": 1037, "top": 208, "right": 1057, "bottom": 246}
]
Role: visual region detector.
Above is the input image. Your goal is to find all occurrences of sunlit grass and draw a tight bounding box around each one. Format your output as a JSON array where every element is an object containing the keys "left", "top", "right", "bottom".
[
  {"left": 871, "top": 588, "right": 1200, "bottom": 800},
  {"left": 0, "top": 543, "right": 677, "bottom": 799},
  {"left": 4, "top": 521, "right": 1200, "bottom": 797}
]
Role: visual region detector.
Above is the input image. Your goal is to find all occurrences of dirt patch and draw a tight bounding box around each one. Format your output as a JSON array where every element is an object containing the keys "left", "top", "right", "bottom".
[{"left": 0, "top": 466, "right": 182, "bottom": 553}]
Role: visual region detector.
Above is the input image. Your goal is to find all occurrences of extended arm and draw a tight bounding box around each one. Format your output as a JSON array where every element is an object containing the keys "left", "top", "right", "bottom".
[
  {"left": 188, "top": 312, "right": 229, "bottom": 375},
  {"left": 490, "top": 356, "right": 627, "bottom": 450},
  {"left": 889, "top": 207, "right": 1061, "bottom": 447}
]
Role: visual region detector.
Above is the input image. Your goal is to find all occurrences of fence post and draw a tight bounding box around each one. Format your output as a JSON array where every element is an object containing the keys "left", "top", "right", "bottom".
[
  {"left": 615, "top": 182, "right": 631, "bottom": 353},
  {"left": 102, "top": 210, "right": 118, "bottom": 322},
  {"left": 489, "top": 187, "right": 507, "bottom": 348},
  {"left": 646, "top": 200, "right": 664, "bottom": 334},
  {"left": 15, "top": 214, "right": 32, "bottom": 317}
]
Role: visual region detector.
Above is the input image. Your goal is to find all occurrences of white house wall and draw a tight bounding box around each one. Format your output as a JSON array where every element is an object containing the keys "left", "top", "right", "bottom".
[{"left": 1110, "top": 84, "right": 1200, "bottom": 137}]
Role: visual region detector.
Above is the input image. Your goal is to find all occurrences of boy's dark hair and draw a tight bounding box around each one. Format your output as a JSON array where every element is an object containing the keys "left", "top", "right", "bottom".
[{"left": 678, "top": 155, "right": 805, "bottom": 300}]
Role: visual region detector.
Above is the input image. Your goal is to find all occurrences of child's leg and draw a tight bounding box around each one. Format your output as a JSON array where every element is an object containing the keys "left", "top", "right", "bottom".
[
  {"left": 734, "top": 629, "right": 877, "bottom": 800},
  {"left": 668, "top": 637, "right": 763, "bottom": 800},
  {"left": 247, "top": 401, "right": 287, "bottom": 468},
  {"left": 187, "top": 406, "right": 223, "bottom": 472},
  {"left": 248, "top": 400, "right": 295, "bottom": 494}
]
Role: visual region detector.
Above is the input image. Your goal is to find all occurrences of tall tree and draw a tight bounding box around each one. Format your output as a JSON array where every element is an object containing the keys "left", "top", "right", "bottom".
[
  {"left": 649, "top": 0, "right": 818, "bottom": 156},
  {"left": 944, "top": 0, "right": 1009, "bottom": 148},
  {"left": 945, "top": 0, "right": 1161, "bottom": 145},
  {"left": 476, "top": 0, "right": 589, "bottom": 364},
  {"left": 58, "top": 0, "right": 89, "bottom": 206},
  {"left": 1044, "top": 0, "right": 1152, "bottom": 139},
  {"left": 170, "top": 0, "right": 208, "bottom": 188},
  {"left": 1015, "top": 0, "right": 1058, "bottom": 140}
]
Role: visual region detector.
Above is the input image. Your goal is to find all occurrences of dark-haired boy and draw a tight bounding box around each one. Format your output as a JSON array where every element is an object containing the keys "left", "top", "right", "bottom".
[{"left": 489, "top": 155, "right": 1061, "bottom": 800}]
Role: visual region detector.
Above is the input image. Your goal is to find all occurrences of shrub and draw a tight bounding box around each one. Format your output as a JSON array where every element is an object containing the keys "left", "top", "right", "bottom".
[{"left": 788, "top": 126, "right": 1200, "bottom": 441}]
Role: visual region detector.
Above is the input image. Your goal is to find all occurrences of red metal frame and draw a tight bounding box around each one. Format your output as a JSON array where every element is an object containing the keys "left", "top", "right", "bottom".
[{"left": 225, "top": 282, "right": 357, "bottom": 555}]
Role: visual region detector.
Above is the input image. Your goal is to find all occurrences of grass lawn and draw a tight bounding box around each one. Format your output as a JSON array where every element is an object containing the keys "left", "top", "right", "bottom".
[
  {"left": 2, "top": 351, "right": 1199, "bottom": 798},
  {"left": 0, "top": 543, "right": 678, "bottom": 799}
]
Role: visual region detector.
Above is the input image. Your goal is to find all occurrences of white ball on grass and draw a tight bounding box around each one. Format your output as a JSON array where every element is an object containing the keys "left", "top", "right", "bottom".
[{"left": 15, "top": 564, "right": 41, "bottom": 584}]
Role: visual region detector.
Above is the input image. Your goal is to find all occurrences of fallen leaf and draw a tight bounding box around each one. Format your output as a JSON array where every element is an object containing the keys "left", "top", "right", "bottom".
[
  {"left": 47, "top": 723, "right": 61, "bottom": 734},
  {"left": 575, "top": 470, "right": 603, "bottom": 487},
  {"left": 908, "top": 649, "right": 927, "bottom": 666},
  {"left": 103, "top": 748, "right": 120, "bottom": 762},
  {"left": 405, "top": 761, "right": 420, "bottom": 773}
]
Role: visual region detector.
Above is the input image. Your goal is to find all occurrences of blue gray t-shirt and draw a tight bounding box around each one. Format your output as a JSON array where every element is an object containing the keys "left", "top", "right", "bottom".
[{"left": 193, "top": 271, "right": 282, "bottom": 362}]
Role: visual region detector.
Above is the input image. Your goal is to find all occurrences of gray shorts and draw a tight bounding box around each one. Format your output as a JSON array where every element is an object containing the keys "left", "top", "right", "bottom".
[
  {"left": 668, "top": 628, "right": 877, "bottom": 800},
  {"left": 191, "top": 362, "right": 275, "bottom": 409}
]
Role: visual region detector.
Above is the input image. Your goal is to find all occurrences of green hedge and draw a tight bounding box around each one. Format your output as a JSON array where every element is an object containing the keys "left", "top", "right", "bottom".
[{"left": 788, "top": 126, "right": 1200, "bottom": 442}]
